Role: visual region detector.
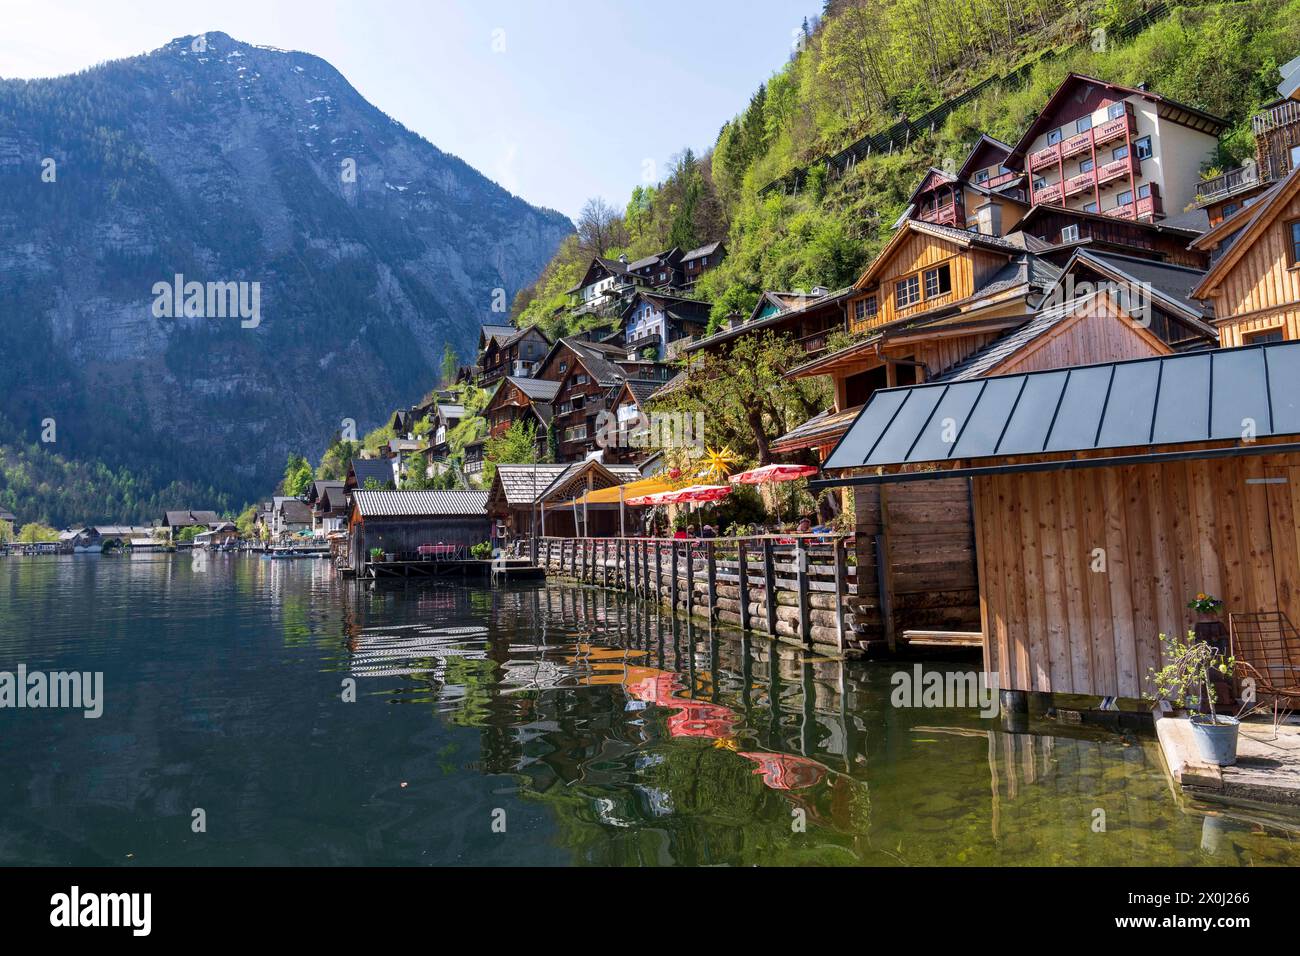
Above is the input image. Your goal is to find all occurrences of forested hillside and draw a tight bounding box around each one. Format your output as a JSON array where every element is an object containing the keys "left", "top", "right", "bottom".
[{"left": 512, "top": 0, "right": 1300, "bottom": 335}]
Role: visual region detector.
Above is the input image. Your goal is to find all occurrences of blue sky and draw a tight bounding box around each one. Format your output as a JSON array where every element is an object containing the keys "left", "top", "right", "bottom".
[{"left": 0, "top": 0, "right": 813, "bottom": 221}]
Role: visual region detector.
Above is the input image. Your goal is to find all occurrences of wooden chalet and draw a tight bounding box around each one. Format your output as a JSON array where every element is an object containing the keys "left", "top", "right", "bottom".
[
  {"left": 620, "top": 290, "right": 711, "bottom": 362},
  {"left": 347, "top": 490, "right": 490, "bottom": 572},
  {"left": 1191, "top": 163, "right": 1271, "bottom": 228},
  {"left": 680, "top": 240, "right": 726, "bottom": 289},
  {"left": 1004, "top": 73, "right": 1226, "bottom": 223},
  {"left": 486, "top": 460, "right": 641, "bottom": 539},
  {"left": 306, "top": 480, "right": 348, "bottom": 534},
  {"left": 483, "top": 375, "right": 559, "bottom": 460},
  {"left": 567, "top": 254, "right": 638, "bottom": 316},
  {"left": 1190, "top": 166, "right": 1300, "bottom": 347},
  {"left": 624, "top": 247, "right": 684, "bottom": 289},
  {"left": 685, "top": 287, "right": 852, "bottom": 359},
  {"left": 815, "top": 340, "right": 1300, "bottom": 704},
  {"left": 907, "top": 136, "right": 1027, "bottom": 236},
  {"left": 477, "top": 324, "right": 551, "bottom": 386},
  {"left": 533, "top": 337, "right": 670, "bottom": 463}
]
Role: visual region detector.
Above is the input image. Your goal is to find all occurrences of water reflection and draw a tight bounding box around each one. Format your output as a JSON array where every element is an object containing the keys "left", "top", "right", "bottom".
[{"left": 1, "top": 555, "right": 1298, "bottom": 866}]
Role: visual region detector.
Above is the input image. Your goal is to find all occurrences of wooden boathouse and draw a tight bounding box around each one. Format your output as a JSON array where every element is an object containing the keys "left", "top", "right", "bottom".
[
  {"left": 347, "top": 490, "right": 490, "bottom": 575},
  {"left": 813, "top": 339, "right": 1300, "bottom": 703}
]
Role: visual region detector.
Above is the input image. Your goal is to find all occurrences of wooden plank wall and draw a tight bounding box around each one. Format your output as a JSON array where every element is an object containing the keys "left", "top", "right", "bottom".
[
  {"left": 973, "top": 452, "right": 1300, "bottom": 699},
  {"left": 1211, "top": 190, "right": 1300, "bottom": 345},
  {"left": 854, "top": 478, "right": 981, "bottom": 642}
]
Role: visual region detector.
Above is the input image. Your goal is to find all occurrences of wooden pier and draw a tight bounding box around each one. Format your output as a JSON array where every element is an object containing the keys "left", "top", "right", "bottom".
[{"left": 536, "top": 535, "right": 858, "bottom": 654}]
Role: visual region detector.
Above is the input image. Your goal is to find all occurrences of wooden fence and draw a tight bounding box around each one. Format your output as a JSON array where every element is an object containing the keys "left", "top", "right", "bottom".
[{"left": 536, "top": 535, "right": 857, "bottom": 652}]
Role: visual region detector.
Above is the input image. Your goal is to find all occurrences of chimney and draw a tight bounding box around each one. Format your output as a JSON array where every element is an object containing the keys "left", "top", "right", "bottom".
[
  {"left": 726, "top": 310, "right": 745, "bottom": 330},
  {"left": 618, "top": 253, "right": 629, "bottom": 264},
  {"left": 810, "top": 286, "right": 829, "bottom": 297}
]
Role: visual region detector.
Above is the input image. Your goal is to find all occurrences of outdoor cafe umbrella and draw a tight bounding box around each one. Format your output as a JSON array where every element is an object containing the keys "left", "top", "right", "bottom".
[{"left": 729, "top": 463, "right": 819, "bottom": 525}]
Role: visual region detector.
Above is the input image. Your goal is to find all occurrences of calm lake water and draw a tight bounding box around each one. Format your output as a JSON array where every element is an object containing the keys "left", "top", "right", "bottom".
[{"left": 2, "top": 553, "right": 1298, "bottom": 866}]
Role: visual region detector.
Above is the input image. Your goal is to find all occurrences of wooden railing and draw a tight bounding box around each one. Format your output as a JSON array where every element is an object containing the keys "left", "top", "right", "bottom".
[{"left": 535, "top": 535, "right": 857, "bottom": 651}]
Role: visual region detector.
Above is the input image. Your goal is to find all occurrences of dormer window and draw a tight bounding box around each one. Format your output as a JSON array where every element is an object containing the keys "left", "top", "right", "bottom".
[{"left": 1047, "top": 129, "right": 1063, "bottom": 146}]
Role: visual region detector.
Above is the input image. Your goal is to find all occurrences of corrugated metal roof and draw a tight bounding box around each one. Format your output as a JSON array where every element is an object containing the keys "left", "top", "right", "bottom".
[
  {"left": 495, "top": 464, "right": 570, "bottom": 505},
  {"left": 353, "top": 490, "right": 489, "bottom": 518},
  {"left": 824, "top": 340, "right": 1300, "bottom": 473}
]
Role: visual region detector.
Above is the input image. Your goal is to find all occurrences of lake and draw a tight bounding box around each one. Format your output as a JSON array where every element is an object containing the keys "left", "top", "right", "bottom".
[{"left": 1, "top": 553, "right": 1298, "bottom": 866}]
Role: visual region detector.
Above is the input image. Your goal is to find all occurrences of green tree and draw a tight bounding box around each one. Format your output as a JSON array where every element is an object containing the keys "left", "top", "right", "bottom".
[
  {"left": 282, "top": 453, "right": 314, "bottom": 497},
  {"left": 440, "top": 343, "right": 458, "bottom": 385},
  {"left": 483, "top": 420, "right": 539, "bottom": 486},
  {"left": 17, "top": 522, "right": 60, "bottom": 543}
]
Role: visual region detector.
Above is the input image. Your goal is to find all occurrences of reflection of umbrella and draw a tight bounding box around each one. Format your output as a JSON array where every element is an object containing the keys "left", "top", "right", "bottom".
[
  {"left": 738, "top": 752, "right": 827, "bottom": 790},
  {"left": 729, "top": 463, "right": 819, "bottom": 523}
]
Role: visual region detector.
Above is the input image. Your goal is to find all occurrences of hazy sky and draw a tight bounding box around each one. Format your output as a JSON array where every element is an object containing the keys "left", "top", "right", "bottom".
[{"left": 0, "top": 0, "right": 813, "bottom": 221}]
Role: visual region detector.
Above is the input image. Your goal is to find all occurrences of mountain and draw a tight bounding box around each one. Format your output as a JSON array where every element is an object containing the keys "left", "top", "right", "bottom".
[{"left": 0, "top": 31, "right": 572, "bottom": 525}]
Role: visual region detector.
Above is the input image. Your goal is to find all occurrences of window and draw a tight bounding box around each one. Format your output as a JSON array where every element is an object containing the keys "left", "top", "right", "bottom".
[
  {"left": 701, "top": 256, "right": 708, "bottom": 266},
  {"left": 1246, "top": 327, "right": 1285, "bottom": 345},
  {"left": 853, "top": 296, "right": 879, "bottom": 323},
  {"left": 1291, "top": 221, "right": 1300, "bottom": 266},
  {"left": 974, "top": 169, "right": 990, "bottom": 184},
  {"left": 1222, "top": 203, "right": 1238, "bottom": 217},
  {"left": 559, "top": 362, "right": 567, "bottom": 373},
  {"left": 564, "top": 425, "right": 587, "bottom": 443},
  {"left": 1137, "top": 184, "right": 1151, "bottom": 199},
  {"left": 1117, "top": 190, "right": 1134, "bottom": 207},
  {"left": 923, "top": 264, "right": 952, "bottom": 298},
  {"left": 1076, "top": 115, "right": 1093, "bottom": 134},
  {"left": 1107, "top": 102, "right": 1126, "bottom": 120},
  {"left": 1135, "top": 136, "right": 1153, "bottom": 159},
  {"left": 1080, "top": 158, "right": 1095, "bottom": 173},
  {"left": 1047, "top": 129, "right": 1063, "bottom": 146},
  {"left": 1112, "top": 145, "right": 1129, "bottom": 161},
  {"left": 1061, "top": 224, "right": 1081, "bottom": 242},
  {"left": 895, "top": 275, "right": 921, "bottom": 309},
  {"left": 1083, "top": 202, "right": 1099, "bottom": 213},
  {"left": 574, "top": 373, "right": 588, "bottom": 385}
]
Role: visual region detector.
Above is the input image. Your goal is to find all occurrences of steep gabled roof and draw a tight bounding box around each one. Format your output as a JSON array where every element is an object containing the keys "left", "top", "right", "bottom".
[
  {"left": 854, "top": 219, "right": 1022, "bottom": 291},
  {"left": 958, "top": 134, "right": 1015, "bottom": 180},
  {"left": 1064, "top": 249, "right": 1213, "bottom": 326},
  {"left": 478, "top": 324, "right": 516, "bottom": 349},
  {"left": 347, "top": 458, "right": 396, "bottom": 491},
  {"left": 505, "top": 376, "right": 561, "bottom": 402},
  {"left": 681, "top": 240, "right": 724, "bottom": 262}
]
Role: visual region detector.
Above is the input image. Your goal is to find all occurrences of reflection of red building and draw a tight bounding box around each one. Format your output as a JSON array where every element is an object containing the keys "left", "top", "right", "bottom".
[{"left": 738, "top": 753, "right": 826, "bottom": 791}]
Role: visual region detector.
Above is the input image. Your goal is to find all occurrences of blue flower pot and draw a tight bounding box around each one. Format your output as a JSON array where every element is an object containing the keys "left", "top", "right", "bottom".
[{"left": 1190, "top": 715, "right": 1240, "bottom": 766}]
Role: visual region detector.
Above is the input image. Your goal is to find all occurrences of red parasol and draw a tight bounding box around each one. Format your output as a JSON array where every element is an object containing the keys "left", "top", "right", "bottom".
[
  {"left": 729, "top": 463, "right": 819, "bottom": 484},
  {"left": 626, "top": 484, "right": 732, "bottom": 506}
]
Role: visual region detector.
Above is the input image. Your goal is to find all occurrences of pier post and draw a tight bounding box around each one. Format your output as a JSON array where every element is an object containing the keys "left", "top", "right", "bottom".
[
  {"left": 737, "top": 540, "right": 750, "bottom": 632},
  {"left": 762, "top": 538, "right": 777, "bottom": 636},
  {"left": 655, "top": 540, "right": 663, "bottom": 604},
  {"left": 1000, "top": 689, "right": 1030, "bottom": 734},
  {"left": 833, "top": 537, "right": 847, "bottom": 652},
  {"left": 705, "top": 541, "right": 717, "bottom": 622},
  {"left": 796, "top": 542, "right": 811, "bottom": 645},
  {"left": 602, "top": 538, "right": 609, "bottom": 589},
  {"left": 685, "top": 541, "right": 695, "bottom": 620},
  {"left": 671, "top": 542, "right": 679, "bottom": 614}
]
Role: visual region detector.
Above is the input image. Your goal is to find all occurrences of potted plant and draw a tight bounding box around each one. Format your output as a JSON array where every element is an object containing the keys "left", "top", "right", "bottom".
[
  {"left": 1188, "top": 591, "right": 1224, "bottom": 620},
  {"left": 369, "top": 547, "right": 384, "bottom": 564},
  {"left": 1146, "top": 631, "right": 1241, "bottom": 766}
]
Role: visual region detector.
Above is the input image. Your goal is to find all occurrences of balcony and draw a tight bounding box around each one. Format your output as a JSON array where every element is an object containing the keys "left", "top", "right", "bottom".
[
  {"left": 1195, "top": 165, "right": 1262, "bottom": 205},
  {"left": 1096, "top": 155, "right": 1137, "bottom": 186},
  {"left": 1034, "top": 156, "right": 1137, "bottom": 207},
  {"left": 1102, "top": 190, "right": 1163, "bottom": 221},
  {"left": 916, "top": 200, "right": 964, "bottom": 228},
  {"left": 1028, "top": 104, "right": 1137, "bottom": 172},
  {"left": 1253, "top": 99, "right": 1300, "bottom": 135},
  {"left": 984, "top": 170, "right": 1019, "bottom": 190}
]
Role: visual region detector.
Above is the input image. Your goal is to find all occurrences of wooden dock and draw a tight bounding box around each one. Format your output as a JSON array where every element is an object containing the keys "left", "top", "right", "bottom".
[{"left": 536, "top": 535, "right": 858, "bottom": 655}]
